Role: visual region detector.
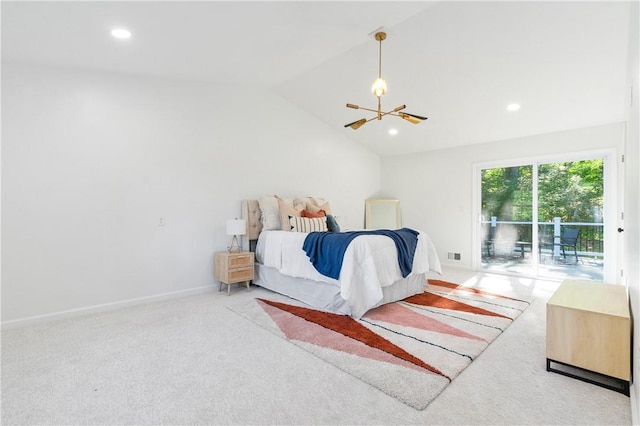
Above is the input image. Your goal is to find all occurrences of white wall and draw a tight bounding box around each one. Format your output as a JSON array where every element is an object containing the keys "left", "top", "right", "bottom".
[
  {"left": 1, "top": 64, "right": 380, "bottom": 324},
  {"left": 624, "top": 0, "right": 639, "bottom": 420},
  {"left": 381, "top": 122, "right": 625, "bottom": 271}
]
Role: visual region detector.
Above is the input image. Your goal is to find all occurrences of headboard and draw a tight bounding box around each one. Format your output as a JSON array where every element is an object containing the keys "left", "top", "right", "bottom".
[
  {"left": 240, "top": 196, "right": 330, "bottom": 250},
  {"left": 241, "top": 200, "right": 262, "bottom": 250}
]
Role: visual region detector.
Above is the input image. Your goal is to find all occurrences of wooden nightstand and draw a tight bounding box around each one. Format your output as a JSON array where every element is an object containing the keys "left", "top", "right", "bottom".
[{"left": 214, "top": 251, "right": 254, "bottom": 295}]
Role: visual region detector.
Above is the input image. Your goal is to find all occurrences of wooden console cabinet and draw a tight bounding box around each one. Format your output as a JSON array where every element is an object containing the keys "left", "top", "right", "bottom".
[{"left": 546, "top": 279, "right": 630, "bottom": 395}]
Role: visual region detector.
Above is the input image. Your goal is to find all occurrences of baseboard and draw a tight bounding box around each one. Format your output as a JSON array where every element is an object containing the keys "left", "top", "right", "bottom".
[
  {"left": 1, "top": 285, "right": 214, "bottom": 330},
  {"left": 439, "top": 261, "right": 474, "bottom": 270},
  {"left": 631, "top": 383, "right": 639, "bottom": 426}
]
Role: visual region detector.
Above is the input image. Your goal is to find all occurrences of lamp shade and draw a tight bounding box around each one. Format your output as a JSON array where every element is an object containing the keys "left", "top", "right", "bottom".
[{"left": 226, "top": 219, "right": 246, "bottom": 236}]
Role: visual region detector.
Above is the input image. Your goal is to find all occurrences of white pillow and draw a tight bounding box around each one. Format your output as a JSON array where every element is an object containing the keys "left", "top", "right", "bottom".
[
  {"left": 289, "top": 216, "right": 328, "bottom": 233},
  {"left": 307, "top": 201, "right": 333, "bottom": 215},
  {"left": 274, "top": 196, "right": 291, "bottom": 208},
  {"left": 294, "top": 196, "right": 325, "bottom": 210},
  {"left": 258, "top": 196, "right": 281, "bottom": 231},
  {"left": 277, "top": 198, "right": 304, "bottom": 231}
]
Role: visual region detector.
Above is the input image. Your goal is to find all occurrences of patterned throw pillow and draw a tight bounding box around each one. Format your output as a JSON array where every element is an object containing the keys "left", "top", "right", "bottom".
[{"left": 289, "top": 216, "right": 328, "bottom": 232}]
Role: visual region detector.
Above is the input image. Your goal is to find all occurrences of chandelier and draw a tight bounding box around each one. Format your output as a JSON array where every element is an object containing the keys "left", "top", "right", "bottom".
[{"left": 345, "top": 31, "right": 428, "bottom": 130}]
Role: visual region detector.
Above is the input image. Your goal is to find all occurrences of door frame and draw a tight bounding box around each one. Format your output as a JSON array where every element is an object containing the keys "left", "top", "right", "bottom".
[{"left": 472, "top": 148, "right": 618, "bottom": 283}]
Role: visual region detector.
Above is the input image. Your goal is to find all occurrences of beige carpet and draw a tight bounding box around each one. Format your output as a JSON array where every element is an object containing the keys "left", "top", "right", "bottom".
[{"left": 1, "top": 268, "right": 632, "bottom": 425}]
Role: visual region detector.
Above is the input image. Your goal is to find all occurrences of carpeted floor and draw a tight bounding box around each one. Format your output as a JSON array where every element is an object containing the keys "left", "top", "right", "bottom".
[
  {"left": 229, "top": 279, "right": 531, "bottom": 409},
  {"left": 1, "top": 268, "right": 632, "bottom": 425}
]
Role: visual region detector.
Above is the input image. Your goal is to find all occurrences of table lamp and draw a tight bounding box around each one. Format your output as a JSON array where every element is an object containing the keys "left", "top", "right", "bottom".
[{"left": 226, "top": 218, "right": 246, "bottom": 252}]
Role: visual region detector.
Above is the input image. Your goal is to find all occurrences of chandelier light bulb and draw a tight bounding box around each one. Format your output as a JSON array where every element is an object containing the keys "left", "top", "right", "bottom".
[{"left": 371, "top": 77, "right": 387, "bottom": 97}]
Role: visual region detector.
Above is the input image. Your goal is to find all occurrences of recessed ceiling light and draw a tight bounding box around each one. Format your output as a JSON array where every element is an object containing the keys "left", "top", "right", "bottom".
[
  {"left": 389, "top": 128, "right": 398, "bottom": 136},
  {"left": 506, "top": 103, "right": 521, "bottom": 111},
  {"left": 111, "top": 28, "right": 132, "bottom": 39}
]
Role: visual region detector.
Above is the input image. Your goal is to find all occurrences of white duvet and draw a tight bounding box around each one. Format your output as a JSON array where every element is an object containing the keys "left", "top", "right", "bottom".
[{"left": 255, "top": 230, "right": 442, "bottom": 318}]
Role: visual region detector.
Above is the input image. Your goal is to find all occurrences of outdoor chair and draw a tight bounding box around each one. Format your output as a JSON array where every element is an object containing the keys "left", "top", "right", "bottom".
[
  {"left": 559, "top": 228, "right": 581, "bottom": 263},
  {"left": 482, "top": 226, "right": 496, "bottom": 259},
  {"left": 539, "top": 227, "right": 581, "bottom": 263}
]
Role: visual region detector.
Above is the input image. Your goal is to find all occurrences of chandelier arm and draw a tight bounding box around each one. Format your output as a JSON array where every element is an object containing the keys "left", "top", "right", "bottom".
[
  {"left": 376, "top": 109, "right": 402, "bottom": 120},
  {"left": 404, "top": 112, "right": 428, "bottom": 120},
  {"left": 352, "top": 109, "right": 426, "bottom": 126},
  {"left": 348, "top": 105, "right": 406, "bottom": 116},
  {"left": 349, "top": 105, "right": 379, "bottom": 114},
  {"left": 356, "top": 115, "right": 389, "bottom": 125},
  {"left": 364, "top": 112, "right": 398, "bottom": 122},
  {"left": 389, "top": 112, "right": 428, "bottom": 119}
]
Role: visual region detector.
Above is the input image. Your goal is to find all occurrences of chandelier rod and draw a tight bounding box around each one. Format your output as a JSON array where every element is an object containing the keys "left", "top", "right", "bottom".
[{"left": 378, "top": 34, "right": 383, "bottom": 79}]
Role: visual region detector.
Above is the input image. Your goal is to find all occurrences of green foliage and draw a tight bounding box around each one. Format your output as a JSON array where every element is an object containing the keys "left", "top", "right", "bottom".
[{"left": 482, "top": 159, "right": 603, "bottom": 223}]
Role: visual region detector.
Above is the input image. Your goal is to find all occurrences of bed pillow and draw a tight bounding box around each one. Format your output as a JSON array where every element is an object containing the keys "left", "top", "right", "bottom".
[
  {"left": 310, "top": 197, "right": 326, "bottom": 206},
  {"left": 294, "top": 196, "right": 326, "bottom": 211},
  {"left": 258, "top": 196, "right": 281, "bottom": 231},
  {"left": 289, "top": 216, "right": 328, "bottom": 233},
  {"left": 278, "top": 198, "right": 304, "bottom": 231},
  {"left": 326, "top": 214, "right": 341, "bottom": 232},
  {"left": 307, "top": 201, "right": 333, "bottom": 215},
  {"left": 275, "top": 196, "right": 294, "bottom": 207},
  {"left": 301, "top": 209, "right": 326, "bottom": 218}
]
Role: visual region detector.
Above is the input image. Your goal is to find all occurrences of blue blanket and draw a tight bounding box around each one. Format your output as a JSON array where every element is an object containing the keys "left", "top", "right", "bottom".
[{"left": 302, "top": 228, "right": 419, "bottom": 280}]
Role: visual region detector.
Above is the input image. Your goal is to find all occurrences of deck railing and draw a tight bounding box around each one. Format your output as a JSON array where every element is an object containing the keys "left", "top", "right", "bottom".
[{"left": 482, "top": 216, "right": 604, "bottom": 259}]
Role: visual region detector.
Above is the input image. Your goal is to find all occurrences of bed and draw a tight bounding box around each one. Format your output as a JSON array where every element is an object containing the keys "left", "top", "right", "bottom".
[{"left": 241, "top": 198, "right": 441, "bottom": 318}]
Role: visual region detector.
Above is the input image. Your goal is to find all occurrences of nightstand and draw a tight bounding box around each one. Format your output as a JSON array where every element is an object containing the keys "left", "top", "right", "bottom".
[{"left": 214, "top": 251, "right": 254, "bottom": 295}]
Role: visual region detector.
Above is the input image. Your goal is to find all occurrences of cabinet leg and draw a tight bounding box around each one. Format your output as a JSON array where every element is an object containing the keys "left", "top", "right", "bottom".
[{"left": 547, "top": 358, "right": 630, "bottom": 396}]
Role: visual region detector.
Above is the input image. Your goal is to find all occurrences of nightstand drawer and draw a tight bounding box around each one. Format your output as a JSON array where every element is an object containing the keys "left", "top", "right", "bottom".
[
  {"left": 227, "top": 267, "right": 253, "bottom": 282},
  {"left": 228, "top": 254, "right": 253, "bottom": 268}
]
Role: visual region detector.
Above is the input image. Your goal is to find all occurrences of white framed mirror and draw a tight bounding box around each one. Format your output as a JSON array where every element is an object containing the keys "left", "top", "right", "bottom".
[{"left": 365, "top": 199, "right": 401, "bottom": 229}]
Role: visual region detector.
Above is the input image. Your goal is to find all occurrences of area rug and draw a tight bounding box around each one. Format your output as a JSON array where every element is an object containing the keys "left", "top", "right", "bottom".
[{"left": 229, "top": 279, "right": 531, "bottom": 410}]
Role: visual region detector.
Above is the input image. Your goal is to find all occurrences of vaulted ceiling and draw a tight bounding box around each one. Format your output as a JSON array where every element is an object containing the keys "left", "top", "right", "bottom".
[{"left": 2, "top": 1, "right": 632, "bottom": 156}]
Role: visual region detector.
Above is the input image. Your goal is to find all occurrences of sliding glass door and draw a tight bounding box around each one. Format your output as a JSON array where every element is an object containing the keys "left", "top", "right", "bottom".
[
  {"left": 481, "top": 165, "right": 534, "bottom": 276},
  {"left": 479, "top": 156, "right": 608, "bottom": 282},
  {"left": 537, "top": 160, "right": 604, "bottom": 281}
]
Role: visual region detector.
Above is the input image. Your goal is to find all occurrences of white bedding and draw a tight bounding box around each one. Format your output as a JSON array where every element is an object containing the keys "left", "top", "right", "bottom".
[{"left": 255, "top": 230, "right": 442, "bottom": 318}]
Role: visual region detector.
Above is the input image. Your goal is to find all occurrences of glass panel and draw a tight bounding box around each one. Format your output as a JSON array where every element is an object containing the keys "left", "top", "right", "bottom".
[
  {"left": 537, "top": 160, "right": 604, "bottom": 281},
  {"left": 480, "top": 165, "right": 533, "bottom": 276}
]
